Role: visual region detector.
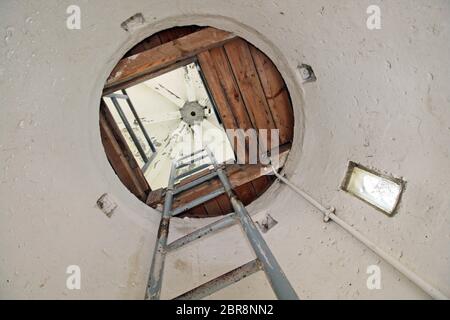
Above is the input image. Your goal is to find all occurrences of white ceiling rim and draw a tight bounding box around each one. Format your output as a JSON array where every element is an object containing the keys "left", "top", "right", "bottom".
[{"left": 88, "top": 14, "right": 305, "bottom": 221}]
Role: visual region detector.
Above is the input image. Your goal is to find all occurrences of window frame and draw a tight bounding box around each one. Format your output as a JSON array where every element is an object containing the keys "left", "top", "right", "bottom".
[{"left": 341, "top": 161, "right": 406, "bottom": 216}]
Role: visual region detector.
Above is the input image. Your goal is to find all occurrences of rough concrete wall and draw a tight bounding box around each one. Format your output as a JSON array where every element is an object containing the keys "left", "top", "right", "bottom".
[{"left": 1, "top": 0, "right": 449, "bottom": 299}]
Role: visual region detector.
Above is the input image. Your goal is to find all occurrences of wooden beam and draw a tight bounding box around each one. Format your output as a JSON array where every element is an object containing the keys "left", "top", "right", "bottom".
[{"left": 104, "top": 27, "right": 235, "bottom": 94}]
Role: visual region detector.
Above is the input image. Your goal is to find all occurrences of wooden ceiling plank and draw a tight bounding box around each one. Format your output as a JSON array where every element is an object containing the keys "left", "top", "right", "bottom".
[
  {"left": 198, "top": 49, "right": 247, "bottom": 162},
  {"left": 197, "top": 50, "right": 237, "bottom": 130},
  {"left": 215, "top": 194, "right": 233, "bottom": 214},
  {"left": 181, "top": 205, "right": 208, "bottom": 218},
  {"left": 249, "top": 44, "right": 294, "bottom": 145},
  {"left": 203, "top": 199, "right": 224, "bottom": 217},
  {"left": 224, "top": 38, "right": 277, "bottom": 152},
  {"left": 208, "top": 47, "right": 253, "bottom": 130},
  {"left": 251, "top": 175, "right": 273, "bottom": 197},
  {"left": 235, "top": 182, "right": 256, "bottom": 205}
]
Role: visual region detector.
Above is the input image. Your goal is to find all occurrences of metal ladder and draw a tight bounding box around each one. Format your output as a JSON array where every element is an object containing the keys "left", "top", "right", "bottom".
[{"left": 146, "top": 148, "right": 299, "bottom": 300}]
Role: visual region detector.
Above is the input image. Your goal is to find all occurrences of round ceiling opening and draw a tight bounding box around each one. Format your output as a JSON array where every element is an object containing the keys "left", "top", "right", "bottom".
[{"left": 99, "top": 25, "right": 295, "bottom": 218}]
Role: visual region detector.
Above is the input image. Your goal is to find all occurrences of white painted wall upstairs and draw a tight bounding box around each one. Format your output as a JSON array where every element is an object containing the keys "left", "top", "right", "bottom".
[{"left": 0, "top": 0, "right": 449, "bottom": 299}]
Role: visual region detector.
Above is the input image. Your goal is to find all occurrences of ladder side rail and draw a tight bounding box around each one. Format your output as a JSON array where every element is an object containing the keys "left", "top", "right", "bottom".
[
  {"left": 210, "top": 149, "right": 299, "bottom": 300},
  {"left": 110, "top": 96, "right": 149, "bottom": 163},
  {"left": 229, "top": 196, "right": 299, "bottom": 300},
  {"left": 122, "top": 89, "right": 156, "bottom": 153},
  {"left": 146, "top": 161, "right": 177, "bottom": 300}
]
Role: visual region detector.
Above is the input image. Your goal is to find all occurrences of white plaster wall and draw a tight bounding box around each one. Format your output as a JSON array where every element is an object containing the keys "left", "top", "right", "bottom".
[{"left": 0, "top": 0, "right": 449, "bottom": 299}]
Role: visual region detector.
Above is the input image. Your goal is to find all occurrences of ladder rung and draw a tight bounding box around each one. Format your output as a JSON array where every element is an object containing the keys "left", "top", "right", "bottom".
[
  {"left": 176, "top": 149, "right": 206, "bottom": 163},
  {"left": 175, "top": 163, "right": 212, "bottom": 181},
  {"left": 176, "top": 154, "right": 208, "bottom": 169},
  {"left": 173, "top": 171, "right": 218, "bottom": 195},
  {"left": 171, "top": 187, "right": 225, "bottom": 216},
  {"left": 105, "top": 93, "right": 129, "bottom": 100},
  {"left": 166, "top": 212, "right": 237, "bottom": 251},
  {"left": 173, "top": 259, "right": 262, "bottom": 300}
]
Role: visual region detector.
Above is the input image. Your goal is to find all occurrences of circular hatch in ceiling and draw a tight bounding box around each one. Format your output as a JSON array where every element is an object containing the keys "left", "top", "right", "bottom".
[{"left": 99, "top": 26, "right": 295, "bottom": 218}]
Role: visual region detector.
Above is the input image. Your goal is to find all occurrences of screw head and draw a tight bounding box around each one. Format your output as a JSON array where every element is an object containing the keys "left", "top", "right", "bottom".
[
  {"left": 299, "top": 67, "right": 311, "bottom": 80},
  {"left": 298, "top": 64, "right": 316, "bottom": 82}
]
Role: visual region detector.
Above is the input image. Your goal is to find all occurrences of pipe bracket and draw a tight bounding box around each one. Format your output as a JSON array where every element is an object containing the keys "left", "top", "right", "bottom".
[{"left": 323, "top": 207, "right": 335, "bottom": 223}]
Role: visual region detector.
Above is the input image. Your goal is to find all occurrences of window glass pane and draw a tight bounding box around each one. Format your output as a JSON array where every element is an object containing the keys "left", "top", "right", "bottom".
[{"left": 343, "top": 163, "right": 404, "bottom": 215}]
